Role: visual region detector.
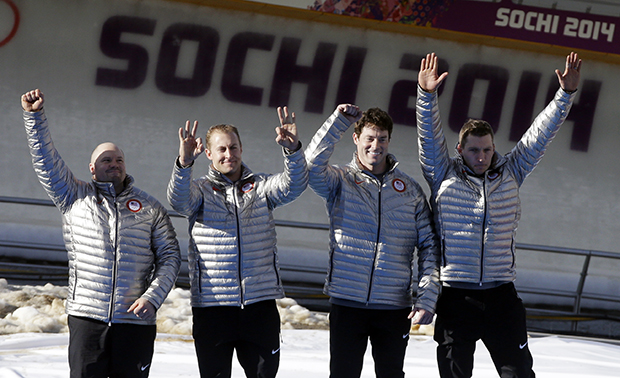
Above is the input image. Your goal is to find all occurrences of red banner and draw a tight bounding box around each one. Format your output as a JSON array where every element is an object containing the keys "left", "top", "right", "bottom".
[{"left": 311, "top": 0, "right": 620, "bottom": 56}]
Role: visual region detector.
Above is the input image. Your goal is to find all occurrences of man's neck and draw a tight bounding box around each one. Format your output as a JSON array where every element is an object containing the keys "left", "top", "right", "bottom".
[
  {"left": 217, "top": 167, "right": 242, "bottom": 183},
  {"left": 357, "top": 159, "right": 387, "bottom": 176},
  {"left": 112, "top": 179, "right": 126, "bottom": 195}
]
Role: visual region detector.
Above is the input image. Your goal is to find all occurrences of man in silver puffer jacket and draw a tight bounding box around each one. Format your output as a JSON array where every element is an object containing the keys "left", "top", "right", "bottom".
[
  {"left": 167, "top": 108, "right": 307, "bottom": 378},
  {"left": 305, "top": 104, "right": 440, "bottom": 378},
  {"left": 416, "top": 52, "right": 582, "bottom": 378},
  {"left": 22, "top": 89, "right": 181, "bottom": 378}
]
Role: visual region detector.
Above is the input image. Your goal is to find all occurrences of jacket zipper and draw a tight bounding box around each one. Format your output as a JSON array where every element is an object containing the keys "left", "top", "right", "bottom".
[
  {"left": 233, "top": 185, "right": 244, "bottom": 308},
  {"left": 366, "top": 176, "right": 383, "bottom": 304},
  {"left": 109, "top": 198, "right": 120, "bottom": 325},
  {"left": 479, "top": 177, "right": 487, "bottom": 286}
]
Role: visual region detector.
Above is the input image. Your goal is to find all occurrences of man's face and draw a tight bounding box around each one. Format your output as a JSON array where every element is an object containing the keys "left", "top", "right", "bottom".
[
  {"left": 206, "top": 131, "right": 243, "bottom": 182},
  {"left": 457, "top": 134, "right": 495, "bottom": 176},
  {"left": 89, "top": 144, "right": 126, "bottom": 186},
  {"left": 353, "top": 125, "right": 390, "bottom": 175}
]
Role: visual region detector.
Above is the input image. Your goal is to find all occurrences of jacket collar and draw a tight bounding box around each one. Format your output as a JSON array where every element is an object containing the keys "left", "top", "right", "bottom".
[
  {"left": 207, "top": 162, "right": 254, "bottom": 185},
  {"left": 93, "top": 175, "right": 134, "bottom": 199},
  {"left": 349, "top": 152, "right": 399, "bottom": 177}
]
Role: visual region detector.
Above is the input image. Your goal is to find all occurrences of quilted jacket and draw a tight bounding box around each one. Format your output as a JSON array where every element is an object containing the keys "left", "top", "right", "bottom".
[
  {"left": 24, "top": 110, "right": 181, "bottom": 325},
  {"left": 416, "top": 86, "right": 575, "bottom": 285},
  {"left": 305, "top": 109, "right": 440, "bottom": 312},
  {"left": 167, "top": 148, "right": 307, "bottom": 307}
]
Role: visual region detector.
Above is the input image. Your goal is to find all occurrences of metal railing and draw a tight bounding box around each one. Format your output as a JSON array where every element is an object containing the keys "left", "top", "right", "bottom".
[
  {"left": 511, "top": 243, "right": 620, "bottom": 334},
  {"left": 2, "top": 195, "right": 620, "bottom": 336}
]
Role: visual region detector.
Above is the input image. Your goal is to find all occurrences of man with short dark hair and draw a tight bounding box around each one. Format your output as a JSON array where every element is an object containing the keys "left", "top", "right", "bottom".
[
  {"left": 305, "top": 104, "right": 440, "bottom": 378},
  {"left": 416, "top": 52, "right": 582, "bottom": 378},
  {"left": 22, "top": 88, "right": 181, "bottom": 378}
]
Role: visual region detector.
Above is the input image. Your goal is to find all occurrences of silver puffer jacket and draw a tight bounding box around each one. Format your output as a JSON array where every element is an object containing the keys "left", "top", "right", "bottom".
[
  {"left": 24, "top": 110, "right": 181, "bottom": 325},
  {"left": 305, "top": 110, "right": 440, "bottom": 312},
  {"left": 416, "top": 86, "right": 575, "bottom": 285},
  {"left": 167, "top": 149, "right": 308, "bottom": 308}
]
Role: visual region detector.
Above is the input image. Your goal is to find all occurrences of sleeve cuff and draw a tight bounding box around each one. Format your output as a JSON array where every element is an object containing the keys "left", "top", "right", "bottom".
[
  {"left": 175, "top": 156, "right": 194, "bottom": 169},
  {"left": 284, "top": 141, "right": 302, "bottom": 155}
]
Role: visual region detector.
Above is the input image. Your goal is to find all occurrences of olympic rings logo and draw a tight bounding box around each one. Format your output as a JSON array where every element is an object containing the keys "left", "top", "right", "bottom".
[{"left": 0, "top": 0, "right": 19, "bottom": 48}]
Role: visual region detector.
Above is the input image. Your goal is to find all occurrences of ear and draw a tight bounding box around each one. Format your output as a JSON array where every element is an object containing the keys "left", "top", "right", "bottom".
[
  {"left": 456, "top": 143, "right": 463, "bottom": 154},
  {"left": 352, "top": 132, "right": 359, "bottom": 145},
  {"left": 205, "top": 148, "right": 213, "bottom": 161},
  {"left": 89, "top": 163, "right": 95, "bottom": 175}
]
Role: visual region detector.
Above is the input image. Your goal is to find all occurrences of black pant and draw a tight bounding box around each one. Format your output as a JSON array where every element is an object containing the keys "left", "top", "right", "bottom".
[
  {"left": 68, "top": 316, "right": 156, "bottom": 378},
  {"left": 192, "top": 300, "right": 280, "bottom": 378},
  {"left": 434, "top": 283, "right": 535, "bottom": 378},
  {"left": 329, "top": 303, "right": 411, "bottom": 378}
]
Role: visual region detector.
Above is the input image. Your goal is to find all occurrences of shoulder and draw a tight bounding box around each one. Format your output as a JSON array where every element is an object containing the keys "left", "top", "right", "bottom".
[
  {"left": 389, "top": 170, "right": 427, "bottom": 196},
  {"left": 196, "top": 175, "right": 216, "bottom": 186},
  {"left": 251, "top": 172, "right": 270, "bottom": 181},
  {"left": 127, "top": 186, "right": 167, "bottom": 212},
  {"left": 390, "top": 169, "right": 422, "bottom": 187}
]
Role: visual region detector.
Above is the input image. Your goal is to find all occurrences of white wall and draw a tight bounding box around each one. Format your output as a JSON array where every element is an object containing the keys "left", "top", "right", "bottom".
[{"left": 1, "top": 0, "right": 619, "bottom": 300}]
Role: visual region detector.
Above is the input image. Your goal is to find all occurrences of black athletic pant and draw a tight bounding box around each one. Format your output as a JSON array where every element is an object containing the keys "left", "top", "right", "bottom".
[
  {"left": 434, "top": 283, "right": 535, "bottom": 378},
  {"left": 68, "top": 315, "right": 157, "bottom": 378},
  {"left": 192, "top": 300, "right": 281, "bottom": 378},
  {"left": 329, "top": 303, "right": 412, "bottom": 378}
]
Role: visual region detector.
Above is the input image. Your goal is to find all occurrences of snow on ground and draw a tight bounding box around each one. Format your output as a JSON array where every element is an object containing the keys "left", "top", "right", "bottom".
[
  {"left": 0, "top": 278, "right": 433, "bottom": 335},
  {"left": 2, "top": 279, "right": 620, "bottom": 377}
]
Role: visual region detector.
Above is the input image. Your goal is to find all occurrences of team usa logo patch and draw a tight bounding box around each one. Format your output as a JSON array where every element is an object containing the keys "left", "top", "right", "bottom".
[
  {"left": 126, "top": 199, "right": 142, "bottom": 213},
  {"left": 241, "top": 182, "right": 254, "bottom": 193},
  {"left": 392, "top": 179, "right": 406, "bottom": 192}
]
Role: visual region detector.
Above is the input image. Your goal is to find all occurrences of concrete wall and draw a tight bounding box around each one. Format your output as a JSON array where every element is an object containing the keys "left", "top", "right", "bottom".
[{"left": 1, "top": 0, "right": 619, "bottom": 307}]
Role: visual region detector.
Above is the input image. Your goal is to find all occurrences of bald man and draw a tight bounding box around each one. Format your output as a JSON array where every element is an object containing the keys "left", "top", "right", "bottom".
[
  {"left": 89, "top": 142, "right": 126, "bottom": 192},
  {"left": 22, "top": 89, "right": 181, "bottom": 378}
]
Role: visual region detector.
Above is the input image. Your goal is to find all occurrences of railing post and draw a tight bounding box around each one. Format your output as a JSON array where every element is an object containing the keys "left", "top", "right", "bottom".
[{"left": 572, "top": 252, "right": 592, "bottom": 332}]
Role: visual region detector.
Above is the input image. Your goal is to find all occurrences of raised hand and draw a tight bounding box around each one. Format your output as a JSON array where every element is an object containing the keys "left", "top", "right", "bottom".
[
  {"left": 21, "top": 89, "right": 44, "bottom": 112},
  {"left": 276, "top": 106, "right": 300, "bottom": 151},
  {"left": 556, "top": 52, "right": 581, "bottom": 93},
  {"left": 336, "top": 103, "right": 361, "bottom": 125},
  {"left": 178, "top": 120, "right": 204, "bottom": 166},
  {"left": 418, "top": 52, "right": 448, "bottom": 93}
]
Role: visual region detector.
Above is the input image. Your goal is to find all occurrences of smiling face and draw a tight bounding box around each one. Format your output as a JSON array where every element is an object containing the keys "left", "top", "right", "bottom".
[
  {"left": 457, "top": 134, "right": 495, "bottom": 176},
  {"left": 206, "top": 130, "right": 243, "bottom": 182},
  {"left": 89, "top": 142, "right": 126, "bottom": 193},
  {"left": 353, "top": 124, "right": 390, "bottom": 175}
]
